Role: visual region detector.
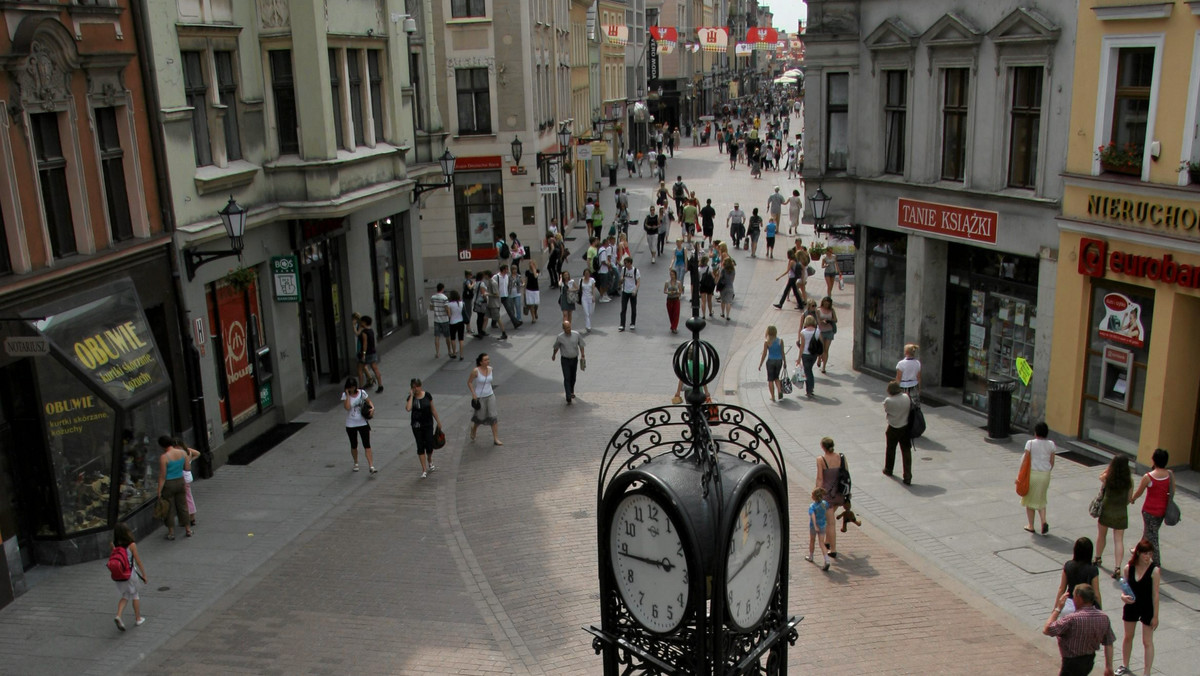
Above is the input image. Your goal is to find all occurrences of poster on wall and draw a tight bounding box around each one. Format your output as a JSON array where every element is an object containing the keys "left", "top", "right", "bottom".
[
  {"left": 207, "top": 277, "right": 262, "bottom": 430},
  {"left": 469, "top": 213, "right": 494, "bottom": 246},
  {"left": 1097, "top": 292, "right": 1146, "bottom": 349}
]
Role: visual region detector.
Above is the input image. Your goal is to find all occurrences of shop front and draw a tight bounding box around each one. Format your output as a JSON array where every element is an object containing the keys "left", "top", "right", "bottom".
[
  {"left": 5, "top": 278, "right": 172, "bottom": 566},
  {"left": 1048, "top": 229, "right": 1200, "bottom": 469}
]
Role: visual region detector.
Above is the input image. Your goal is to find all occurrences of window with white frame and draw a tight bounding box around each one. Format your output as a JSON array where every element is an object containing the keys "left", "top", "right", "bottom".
[
  {"left": 1094, "top": 37, "right": 1161, "bottom": 178},
  {"left": 456, "top": 68, "right": 492, "bottom": 135},
  {"left": 940, "top": 68, "right": 969, "bottom": 181},
  {"left": 825, "top": 72, "right": 848, "bottom": 171},
  {"left": 451, "top": 0, "right": 485, "bottom": 18},
  {"left": 1007, "top": 66, "right": 1042, "bottom": 189},
  {"left": 179, "top": 46, "right": 242, "bottom": 167},
  {"left": 1112, "top": 48, "right": 1153, "bottom": 152}
]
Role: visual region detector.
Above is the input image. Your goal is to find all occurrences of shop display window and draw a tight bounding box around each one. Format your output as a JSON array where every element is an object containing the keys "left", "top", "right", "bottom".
[
  {"left": 862, "top": 229, "right": 907, "bottom": 372},
  {"left": 369, "top": 214, "right": 410, "bottom": 336},
  {"left": 117, "top": 394, "right": 170, "bottom": 520},
  {"left": 1081, "top": 284, "right": 1153, "bottom": 455}
]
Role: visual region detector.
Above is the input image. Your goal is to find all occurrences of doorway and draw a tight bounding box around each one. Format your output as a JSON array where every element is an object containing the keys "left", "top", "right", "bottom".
[
  {"left": 0, "top": 361, "right": 53, "bottom": 571},
  {"left": 942, "top": 282, "right": 970, "bottom": 389},
  {"left": 299, "top": 238, "right": 347, "bottom": 400}
]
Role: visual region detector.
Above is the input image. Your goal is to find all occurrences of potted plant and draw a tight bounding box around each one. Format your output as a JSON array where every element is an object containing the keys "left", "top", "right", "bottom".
[
  {"left": 223, "top": 264, "right": 257, "bottom": 292},
  {"left": 1180, "top": 160, "right": 1200, "bottom": 184},
  {"left": 808, "top": 240, "right": 827, "bottom": 261},
  {"left": 1096, "top": 142, "right": 1143, "bottom": 176}
]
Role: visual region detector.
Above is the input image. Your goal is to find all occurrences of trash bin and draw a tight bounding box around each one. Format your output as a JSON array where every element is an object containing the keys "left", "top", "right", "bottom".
[
  {"left": 987, "top": 376, "right": 1017, "bottom": 440},
  {"left": 608, "top": 163, "right": 618, "bottom": 186}
]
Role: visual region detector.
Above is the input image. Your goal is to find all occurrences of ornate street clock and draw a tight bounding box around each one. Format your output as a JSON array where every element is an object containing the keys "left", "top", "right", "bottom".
[{"left": 589, "top": 281, "right": 800, "bottom": 675}]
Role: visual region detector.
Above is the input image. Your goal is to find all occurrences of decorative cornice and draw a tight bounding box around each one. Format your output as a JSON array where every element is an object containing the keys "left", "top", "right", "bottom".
[{"left": 1092, "top": 3, "right": 1174, "bottom": 21}]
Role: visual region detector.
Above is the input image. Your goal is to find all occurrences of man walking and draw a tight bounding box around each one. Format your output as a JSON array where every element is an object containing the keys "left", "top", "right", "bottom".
[
  {"left": 672, "top": 176, "right": 689, "bottom": 220},
  {"left": 431, "top": 283, "right": 451, "bottom": 358},
  {"left": 882, "top": 382, "right": 914, "bottom": 485},
  {"left": 727, "top": 202, "right": 747, "bottom": 250},
  {"left": 551, "top": 320, "right": 586, "bottom": 404},
  {"left": 617, "top": 256, "right": 641, "bottom": 332},
  {"left": 1043, "top": 584, "right": 1115, "bottom": 676},
  {"left": 767, "top": 186, "right": 785, "bottom": 231},
  {"left": 494, "top": 266, "right": 522, "bottom": 330},
  {"left": 591, "top": 203, "right": 605, "bottom": 242}
]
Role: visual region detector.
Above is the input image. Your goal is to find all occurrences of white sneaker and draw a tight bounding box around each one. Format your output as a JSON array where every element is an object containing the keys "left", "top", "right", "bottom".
[
  {"left": 353, "top": 464, "right": 360, "bottom": 472},
  {"left": 629, "top": 325, "right": 636, "bottom": 330},
  {"left": 135, "top": 617, "right": 146, "bottom": 627},
  {"left": 421, "top": 471, "right": 428, "bottom": 479},
  {"left": 427, "top": 464, "right": 437, "bottom": 473}
]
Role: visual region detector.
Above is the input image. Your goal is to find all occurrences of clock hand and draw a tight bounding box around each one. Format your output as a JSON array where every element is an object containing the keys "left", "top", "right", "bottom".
[
  {"left": 728, "top": 540, "right": 764, "bottom": 582},
  {"left": 618, "top": 550, "right": 676, "bottom": 572}
]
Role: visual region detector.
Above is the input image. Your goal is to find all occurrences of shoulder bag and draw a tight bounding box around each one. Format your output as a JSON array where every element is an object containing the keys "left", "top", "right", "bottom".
[
  {"left": 778, "top": 345, "right": 793, "bottom": 395},
  {"left": 432, "top": 426, "right": 447, "bottom": 450},
  {"left": 1164, "top": 470, "right": 1181, "bottom": 526},
  {"left": 1088, "top": 484, "right": 1105, "bottom": 519},
  {"left": 1015, "top": 451, "right": 1031, "bottom": 497},
  {"left": 907, "top": 393, "right": 926, "bottom": 439}
]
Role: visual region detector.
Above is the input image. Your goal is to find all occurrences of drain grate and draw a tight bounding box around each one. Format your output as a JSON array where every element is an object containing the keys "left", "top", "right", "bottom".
[
  {"left": 1058, "top": 451, "right": 1104, "bottom": 468},
  {"left": 227, "top": 423, "right": 308, "bottom": 465}
]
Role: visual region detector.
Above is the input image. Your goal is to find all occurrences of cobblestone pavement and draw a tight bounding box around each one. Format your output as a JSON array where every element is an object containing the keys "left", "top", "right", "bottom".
[{"left": 5, "top": 118, "right": 1196, "bottom": 674}]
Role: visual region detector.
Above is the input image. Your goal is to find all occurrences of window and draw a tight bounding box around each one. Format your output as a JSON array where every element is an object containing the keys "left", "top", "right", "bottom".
[
  {"left": 454, "top": 170, "right": 505, "bottom": 253},
  {"left": 31, "top": 113, "right": 75, "bottom": 258},
  {"left": 329, "top": 49, "right": 345, "bottom": 150},
  {"left": 181, "top": 51, "right": 212, "bottom": 166},
  {"left": 883, "top": 70, "right": 906, "bottom": 175},
  {"left": 1112, "top": 48, "right": 1152, "bottom": 152},
  {"left": 368, "top": 50, "right": 384, "bottom": 141},
  {"left": 1007, "top": 66, "right": 1042, "bottom": 189},
  {"left": 0, "top": 207, "right": 10, "bottom": 275},
  {"left": 410, "top": 52, "right": 425, "bottom": 132},
  {"left": 451, "top": 0, "right": 485, "bottom": 18},
  {"left": 346, "top": 51, "right": 365, "bottom": 148},
  {"left": 940, "top": 68, "right": 969, "bottom": 181},
  {"left": 95, "top": 107, "right": 132, "bottom": 242},
  {"left": 456, "top": 67, "right": 492, "bottom": 135},
  {"left": 825, "top": 73, "right": 848, "bottom": 171},
  {"left": 214, "top": 51, "right": 241, "bottom": 161},
  {"left": 270, "top": 50, "right": 299, "bottom": 155}
]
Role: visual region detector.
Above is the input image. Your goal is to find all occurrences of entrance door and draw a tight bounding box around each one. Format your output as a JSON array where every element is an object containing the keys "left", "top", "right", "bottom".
[
  {"left": 0, "top": 361, "right": 53, "bottom": 570},
  {"left": 942, "top": 283, "right": 970, "bottom": 389},
  {"left": 299, "top": 239, "right": 347, "bottom": 399}
]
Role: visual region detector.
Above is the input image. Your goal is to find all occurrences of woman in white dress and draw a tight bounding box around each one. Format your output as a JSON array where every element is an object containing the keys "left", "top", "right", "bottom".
[
  {"left": 467, "top": 353, "right": 502, "bottom": 446},
  {"left": 578, "top": 268, "right": 597, "bottom": 332}
]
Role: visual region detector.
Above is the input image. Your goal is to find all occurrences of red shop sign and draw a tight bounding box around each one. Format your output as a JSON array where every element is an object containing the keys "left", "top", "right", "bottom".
[
  {"left": 897, "top": 198, "right": 998, "bottom": 245},
  {"left": 1078, "top": 237, "right": 1200, "bottom": 288},
  {"left": 455, "top": 155, "right": 502, "bottom": 171}
]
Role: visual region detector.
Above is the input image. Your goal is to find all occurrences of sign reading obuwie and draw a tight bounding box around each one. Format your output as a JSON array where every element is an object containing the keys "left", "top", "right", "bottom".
[{"left": 897, "top": 198, "right": 998, "bottom": 245}]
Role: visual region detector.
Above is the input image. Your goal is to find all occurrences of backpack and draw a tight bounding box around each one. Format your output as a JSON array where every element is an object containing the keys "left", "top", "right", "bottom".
[
  {"left": 673, "top": 182, "right": 685, "bottom": 199},
  {"left": 107, "top": 545, "right": 131, "bottom": 581},
  {"left": 807, "top": 330, "right": 824, "bottom": 357},
  {"left": 836, "top": 454, "right": 852, "bottom": 500},
  {"left": 498, "top": 241, "right": 511, "bottom": 259},
  {"left": 591, "top": 251, "right": 601, "bottom": 273}
]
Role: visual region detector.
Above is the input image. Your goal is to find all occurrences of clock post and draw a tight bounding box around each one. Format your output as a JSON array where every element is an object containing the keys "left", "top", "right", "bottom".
[{"left": 587, "top": 256, "right": 801, "bottom": 675}]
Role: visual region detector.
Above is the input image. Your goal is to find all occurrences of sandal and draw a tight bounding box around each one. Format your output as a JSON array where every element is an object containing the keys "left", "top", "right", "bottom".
[
  {"left": 165, "top": 533, "right": 175, "bottom": 541},
  {"left": 1023, "top": 526, "right": 1036, "bottom": 533},
  {"left": 1093, "top": 556, "right": 1102, "bottom": 566}
]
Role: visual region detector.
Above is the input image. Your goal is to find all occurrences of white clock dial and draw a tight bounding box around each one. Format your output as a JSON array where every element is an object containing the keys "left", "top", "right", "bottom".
[
  {"left": 725, "top": 485, "right": 782, "bottom": 630},
  {"left": 609, "top": 492, "right": 690, "bottom": 633}
]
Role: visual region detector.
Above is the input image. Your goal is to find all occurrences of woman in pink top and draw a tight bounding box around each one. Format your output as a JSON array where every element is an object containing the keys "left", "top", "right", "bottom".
[{"left": 1130, "top": 448, "right": 1173, "bottom": 566}]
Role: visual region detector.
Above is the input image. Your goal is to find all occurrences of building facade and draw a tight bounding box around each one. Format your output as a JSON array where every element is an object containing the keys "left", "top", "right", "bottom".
[
  {"left": 803, "top": 0, "right": 1076, "bottom": 428},
  {"left": 0, "top": 0, "right": 181, "bottom": 597},
  {"left": 1047, "top": 0, "right": 1200, "bottom": 470}
]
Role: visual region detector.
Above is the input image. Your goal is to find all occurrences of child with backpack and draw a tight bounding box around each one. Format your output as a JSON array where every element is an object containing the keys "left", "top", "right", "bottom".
[
  {"left": 805, "top": 487, "right": 832, "bottom": 571},
  {"left": 108, "top": 522, "right": 146, "bottom": 631}
]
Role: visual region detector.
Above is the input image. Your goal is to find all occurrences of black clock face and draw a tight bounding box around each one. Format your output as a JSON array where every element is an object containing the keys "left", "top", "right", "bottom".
[
  {"left": 609, "top": 492, "right": 690, "bottom": 633},
  {"left": 725, "top": 485, "right": 782, "bottom": 630}
]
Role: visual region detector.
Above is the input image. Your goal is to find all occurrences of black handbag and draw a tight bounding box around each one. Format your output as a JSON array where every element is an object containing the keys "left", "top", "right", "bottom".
[
  {"left": 432, "top": 426, "right": 446, "bottom": 450},
  {"left": 471, "top": 398, "right": 481, "bottom": 410},
  {"left": 907, "top": 398, "right": 926, "bottom": 439}
]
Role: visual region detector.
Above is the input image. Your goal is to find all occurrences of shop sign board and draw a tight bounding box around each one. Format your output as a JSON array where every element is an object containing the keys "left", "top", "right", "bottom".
[
  {"left": 897, "top": 198, "right": 998, "bottom": 245},
  {"left": 1096, "top": 292, "right": 1146, "bottom": 349},
  {"left": 4, "top": 336, "right": 49, "bottom": 357},
  {"left": 1078, "top": 237, "right": 1200, "bottom": 289},
  {"left": 1086, "top": 191, "right": 1200, "bottom": 235},
  {"left": 576, "top": 144, "right": 593, "bottom": 161},
  {"left": 538, "top": 184, "right": 559, "bottom": 195},
  {"left": 270, "top": 255, "right": 301, "bottom": 303}
]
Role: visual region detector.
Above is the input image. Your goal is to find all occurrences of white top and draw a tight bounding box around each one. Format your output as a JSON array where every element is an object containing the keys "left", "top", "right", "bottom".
[
  {"left": 447, "top": 299, "right": 464, "bottom": 324},
  {"left": 619, "top": 266, "right": 641, "bottom": 293},
  {"left": 342, "top": 390, "right": 369, "bottom": 427},
  {"left": 896, "top": 357, "right": 921, "bottom": 388},
  {"left": 787, "top": 195, "right": 802, "bottom": 214},
  {"left": 472, "top": 367, "right": 495, "bottom": 398},
  {"left": 579, "top": 278, "right": 596, "bottom": 304},
  {"left": 1025, "top": 438, "right": 1056, "bottom": 472},
  {"left": 495, "top": 273, "right": 510, "bottom": 297},
  {"left": 599, "top": 246, "right": 612, "bottom": 273},
  {"left": 585, "top": 203, "right": 595, "bottom": 221},
  {"left": 883, "top": 393, "right": 912, "bottom": 428},
  {"left": 431, "top": 292, "right": 449, "bottom": 323},
  {"left": 800, "top": 327, "right": 819, "bottom": 353}
]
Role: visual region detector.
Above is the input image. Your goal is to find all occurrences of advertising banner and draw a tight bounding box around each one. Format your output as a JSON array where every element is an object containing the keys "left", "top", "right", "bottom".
[
  {"left": 207, "top": 276, "right": 262, "bottom": 428},
  {"left": 897, "top": 198, "right": 998, "bottom": 245},
  {"left": 697, "top": 27, "right": 729, "bottom": 52},
  {"left": 1097, "top": 292, "right": 1146, "bottom": 349}
]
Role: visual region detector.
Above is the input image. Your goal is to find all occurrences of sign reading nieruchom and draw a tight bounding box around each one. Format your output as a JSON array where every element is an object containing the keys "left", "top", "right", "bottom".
[{"left": 897, "top": 198, "right": 998, "bottom": 245}]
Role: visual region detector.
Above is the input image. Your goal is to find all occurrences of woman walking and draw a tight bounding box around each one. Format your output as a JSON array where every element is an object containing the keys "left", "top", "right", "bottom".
[
  {"left": 111, "top": 523, "right": 146, "bottom": 630},
  {"left": 558, "top": 270, "right": 577, "bottom": 325},
  {"left": 1096, "top": 455, "right": 1133, "bottom": 576},
  {"left": 547, "top": 234, "right": 563, "bottom": 288},
  {"left": 1054, "top": 537, "right": 1101, "bottom": 614},
  {"left": 664, "top": 268, "right": 683, "bottom": 333},
  {"left": 156, "top": 437, "right": 199, "bottom": 539},
  {"left": 446, "top": 290, "right": 465, "bottom": 361},
  {"left": 578, "top": 268, "right": 597, "bottom": 331},
  {"left": 524, "top": 260, "right": 541, "bottom": 323},
  {"left": 816, "top": 296, "right": 838, "bottom": 373},
  {"left": 796, "top": 316, "right": 819, "bottom": 398},
  {"left": 815, "top": 437, "right": 846, "bottom": 558},
  {"left": 1118, "top": 539, "right": 1161, "bottom": 676},
  {"left": 698, "top": 255, "right": 716, "bottom": 317},
  {"left": 672, "top": 239, "right": 687, "bottom": 284},
  {"left": 716, "top": 257, "right": 736, "bottom": 321},
  {"left": 896, "top": 343, "right": 922, "bottom": 405},
  {"left": 1130, "top": 448, "right": 1173, "bottom": 567},
  {"left": 467, "top": 353, "right": 502, "bottom": 446},
  {"left": 406, "top": 378, "right": 443, "bottom": 479},
  {"left": 472, "top": 272, "right": 490, "bottom": 338},
  {"left": 821, "top": 247, "right": 842, "bottom": 296},
  {"left": 758, "top": 325, "right": 786, "bottom": 401},
  {"left": 1021, "top": 422, "right": 1056, "bottom": 534},
  {"left": 341, "top": 378, "right": 375, "bottom": 475}
]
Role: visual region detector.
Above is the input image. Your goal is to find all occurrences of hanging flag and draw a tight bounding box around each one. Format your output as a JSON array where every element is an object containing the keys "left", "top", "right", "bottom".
[
  {"left": 602, "top": 24, "right": 629, "bottom": 46},
  {"left": 746, "top": 26, "right": 779, "bottom": 50},
  {"left": 689, "top": 43, "right": 700, "bottom": 53},
  {"left": 697, "top": 27, "right": 729, "bottom": 52},
  {"left": 734, "top": 42, "right": 753, "bottom": 56},
  {"left": 650, "top": 26, "right": 677, "bottom": 53}
]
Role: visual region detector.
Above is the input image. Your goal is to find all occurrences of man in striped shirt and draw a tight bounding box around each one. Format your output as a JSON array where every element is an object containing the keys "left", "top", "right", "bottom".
[{"left": 1043, "top": 584, "right": 1114, "bottom": 676}]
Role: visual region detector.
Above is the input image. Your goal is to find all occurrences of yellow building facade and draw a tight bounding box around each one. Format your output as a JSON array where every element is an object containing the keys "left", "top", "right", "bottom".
[{"left": 1049, "top": 1, "right": 1200, "bottom": 469}]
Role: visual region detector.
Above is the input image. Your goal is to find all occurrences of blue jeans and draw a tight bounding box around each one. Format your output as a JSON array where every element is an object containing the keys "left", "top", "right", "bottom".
[{"left": 801, "top": 354, "right": 817, "bottom": 396}]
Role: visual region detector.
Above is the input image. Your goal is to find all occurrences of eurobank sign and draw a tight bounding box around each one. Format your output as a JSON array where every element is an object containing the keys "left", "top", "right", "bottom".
[{"left": 1078, "top": 237, "right": 1200, "bottom": 289}]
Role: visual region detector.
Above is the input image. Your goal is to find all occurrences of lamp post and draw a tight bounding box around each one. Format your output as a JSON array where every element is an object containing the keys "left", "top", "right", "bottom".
[
  {"left": 537, "top": 120, "right": 573, "bottom": 235},
  {"left": 185, "top": 195, "right": 247, "bottom": 281},
  {"left": 510, "top": 135, "right": 523, "bottom": 165},
  {"left": 808, "top": 183, "right": 857, "bottom": 245},
  {"left": 411, "top": 148, "right": 457, "bottom": 200}
]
